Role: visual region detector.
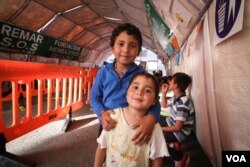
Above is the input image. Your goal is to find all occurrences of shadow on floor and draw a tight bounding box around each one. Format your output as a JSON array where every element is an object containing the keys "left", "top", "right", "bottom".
[{"left": 66, "top": 116, "right": 98, "bottom": 132}]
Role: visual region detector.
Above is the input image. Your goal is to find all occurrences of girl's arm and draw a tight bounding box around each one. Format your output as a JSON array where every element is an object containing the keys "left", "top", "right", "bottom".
[
  {"left": 94, "top": 144, "right": 106, "bottom": 167},
  {"left": 151, "top": 157, "right": 163, "bottom": 167}
]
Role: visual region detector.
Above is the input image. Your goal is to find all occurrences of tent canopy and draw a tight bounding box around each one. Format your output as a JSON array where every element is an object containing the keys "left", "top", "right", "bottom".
[{"left": 0, "top": 0, "right": 211, "bottom": 65}]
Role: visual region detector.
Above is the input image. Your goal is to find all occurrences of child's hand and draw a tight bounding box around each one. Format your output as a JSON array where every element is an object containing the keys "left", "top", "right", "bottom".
[
  {"left": 161, "top": 84, "right": 169, "bottom": 93},
  {"left": 131, "top": 115, "right": 156, "bottom": 145},
  {"left": 101, "top": 110, "right": 117, "bottom": 131}
]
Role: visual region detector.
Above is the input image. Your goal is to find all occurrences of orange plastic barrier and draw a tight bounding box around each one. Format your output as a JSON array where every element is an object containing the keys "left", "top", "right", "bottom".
[
  {"left": 0, "top": 60, "right": 85, "bottom": 142},
  {"left": 85, "top": 67, "right": 99, "bottom": 104}
]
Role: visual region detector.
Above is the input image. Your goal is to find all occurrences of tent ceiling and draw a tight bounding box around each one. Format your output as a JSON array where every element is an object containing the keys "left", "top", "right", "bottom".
[{"left": 0, "top": 0, "right": 211, "bottom": 65}]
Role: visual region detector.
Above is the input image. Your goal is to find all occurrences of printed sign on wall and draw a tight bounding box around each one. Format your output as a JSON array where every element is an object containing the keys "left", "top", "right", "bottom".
[
  {"left": 0, "top": 20, "right": 87, "bottom": 61},
  {"left": 144, "top": 0, "right": 171, "bottom": 51},
  {"left": 212, "top": 0, "right": 244, "bottom": 45}
]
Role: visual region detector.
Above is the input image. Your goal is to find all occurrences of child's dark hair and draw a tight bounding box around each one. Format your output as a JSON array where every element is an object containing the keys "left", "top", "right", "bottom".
[
  {"left": 172, "top": 72, "right": 191, "bottom": 93},
  {"left": 161, "top": 75, "right": 172, "bottom": 85},
  {"left": 110, "top": 23, "right": 142, "bottom": 52},
  {"left": 128, "top": 72, "right": 159, "bottom": 100}
]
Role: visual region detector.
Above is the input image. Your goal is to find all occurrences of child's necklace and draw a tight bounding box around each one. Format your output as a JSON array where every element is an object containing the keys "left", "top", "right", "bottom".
[{"left": 115, "top": 64, "right": 125, "bottom": 77}]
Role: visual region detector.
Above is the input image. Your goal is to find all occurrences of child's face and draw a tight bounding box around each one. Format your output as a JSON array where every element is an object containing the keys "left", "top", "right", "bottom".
[
  {"left": 112, "top": 31, "right": 140, "bottom": 66},
  {"left": 126, "top": 75, "right": 156, "bottom": 112}
]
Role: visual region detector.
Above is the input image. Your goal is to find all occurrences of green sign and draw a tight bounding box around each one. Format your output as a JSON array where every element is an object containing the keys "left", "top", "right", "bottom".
[
  {"left": 0, "top": 20, "right": 85, "bottom": 61},
  {"left": 144, "top": 0, "right": 172, "bottom": 50}
]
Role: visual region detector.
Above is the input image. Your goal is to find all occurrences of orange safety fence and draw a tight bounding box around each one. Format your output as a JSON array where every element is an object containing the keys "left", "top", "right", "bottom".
[
  {"left": 0, "top": 60, "right": 87, "bottom": 142},
  {"left": 85, "top": 67, "right": 99, "bottom": 104}
]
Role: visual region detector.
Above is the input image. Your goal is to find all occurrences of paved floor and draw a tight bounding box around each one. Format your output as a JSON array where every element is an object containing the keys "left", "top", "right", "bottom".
[
  {"left": 3, "top": 97, "right": 213, "bottom": 167},
  {"left": 5, "top": 106, "right": 99, "bottom": 167}
]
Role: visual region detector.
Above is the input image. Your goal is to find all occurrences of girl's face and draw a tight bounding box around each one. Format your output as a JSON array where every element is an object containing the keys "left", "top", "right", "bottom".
[
  {"left": 112, "top": 31, "right": 140, "bottom": 66},
  {"left": 126, "top": 75, "right": 156, "bottom": 112}
]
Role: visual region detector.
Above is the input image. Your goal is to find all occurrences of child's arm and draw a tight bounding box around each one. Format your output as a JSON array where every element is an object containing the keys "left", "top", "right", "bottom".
[
  {"left": 132, "top": 101, "right": 160, "bottom": 144},
  {"left": 90, "top": 70, "right": 106, "bottom": 117},
  {"left": 162, "top": 120, "right": 184, "bottom": 132},
  {"left": 94, "top": 144, "right": 106, "bottom": 167},
  {"left": 101, "top": 110, "right": 117, "bottom": 131},
  {"left": 151, "top": 158, "right": 163, "bottom": 167},
  {"left": 161, "top": 84, "right": 170, "bottom": 108},
  {"left": 90, "top": 70, "right": 116, "bottom": 130},
  {"left": 132, "top": 114, "right": 156, "bottom": 144}
]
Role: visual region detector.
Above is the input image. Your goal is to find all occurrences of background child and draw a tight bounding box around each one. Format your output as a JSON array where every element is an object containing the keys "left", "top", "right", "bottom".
[
  {"left": 90, "top": 23, "right": 160, "bottom": 144},
  {"left": 94, "top": 72, "right": 169, "bottom": 167},
  {"left": 160, "top": 72, "right": 194, "bottom": 166}
]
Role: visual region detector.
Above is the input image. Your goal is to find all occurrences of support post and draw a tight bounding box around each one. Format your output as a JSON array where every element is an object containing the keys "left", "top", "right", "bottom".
[{"left": 61, "top": 106, "right": 73, "bottom": 132}]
